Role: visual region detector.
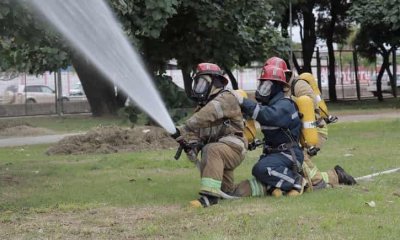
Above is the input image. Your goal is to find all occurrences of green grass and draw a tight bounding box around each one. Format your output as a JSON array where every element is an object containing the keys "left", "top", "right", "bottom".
[
  {"left": 0, "top": 115, "right": 131, "bottom": 133},
  {"left": 1, "top": 119, "right": 400, "bottom": 239},
  {"left": 328, "top": 97, "right": 400, "bottom": 114}
]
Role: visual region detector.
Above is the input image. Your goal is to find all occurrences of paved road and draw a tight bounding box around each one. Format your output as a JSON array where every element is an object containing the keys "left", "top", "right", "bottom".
[
  {"left": 0, "top": 133, "right": 83, "bottom": 148},
  {"left": 336, "top": 111, "right": 400, "bottom": 122},
  {"left": 0, "top": 112, "right": 398, "bottom": 148}
]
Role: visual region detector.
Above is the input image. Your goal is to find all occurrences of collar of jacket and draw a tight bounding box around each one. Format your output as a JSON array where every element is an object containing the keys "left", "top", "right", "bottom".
[{"left": 264, "top": 91, "right": 284, "bottom": 106}]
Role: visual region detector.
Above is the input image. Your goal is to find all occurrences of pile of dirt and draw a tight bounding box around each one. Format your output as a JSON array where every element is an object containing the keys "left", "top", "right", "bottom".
[
  {"left": 0, "top": 121, "right": 55, "bottom": 137},
  {"left": 46, "top": 125, "right": 178, "bottom": 155}
]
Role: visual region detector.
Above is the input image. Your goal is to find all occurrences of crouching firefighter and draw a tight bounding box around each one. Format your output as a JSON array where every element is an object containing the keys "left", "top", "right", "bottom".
[
  {"left": 265, "top": 57, "right": 356, "bottom": 189},
  {"left": 233, "top": 65, "right": 306, "bottom": 197},
  {"left": 170, "top": 63, "right": 247, "bottom": 208}
]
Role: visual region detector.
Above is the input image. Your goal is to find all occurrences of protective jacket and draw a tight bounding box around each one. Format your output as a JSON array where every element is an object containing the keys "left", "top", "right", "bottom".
[
  {"left": 179, "top": 89, "right": 247, "bottom": 196},
  {"left": 180, "top": 89, "right": 247, "bottom": 151},
  {"left": 241, "top": 91, "right": 304, "bottom": 192}
]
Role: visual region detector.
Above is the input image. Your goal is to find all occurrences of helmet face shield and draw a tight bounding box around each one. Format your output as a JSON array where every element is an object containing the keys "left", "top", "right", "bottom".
[
  {"left": 193, "top": 75, "right": 211, "bottom": 95},
  {"left": 192, "top": 75, "right": 213, "bottom": 104},
  {"left": 256, "top": 80, "right": 273, "bottom": 97}
]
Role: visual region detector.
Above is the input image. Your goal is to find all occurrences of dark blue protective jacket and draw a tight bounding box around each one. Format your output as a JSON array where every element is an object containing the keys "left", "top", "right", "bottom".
[
  {"left": 241, "top": 91, "right": 302, "bottom": 147},
  {"left": 241, "top": 91, "right": 304, "bottom": 191}
]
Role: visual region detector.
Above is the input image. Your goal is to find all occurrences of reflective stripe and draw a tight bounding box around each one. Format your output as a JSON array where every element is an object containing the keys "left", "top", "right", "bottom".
[
  {"left": 303, "top": 121, "right": 317, "bottom": 129},
  {"left": 318, "top": 126, "right": 328, "bottom": 136},
  {"left": 210, "top": 100, "right": 224, "bottom": 119},
  {"left": 280, "top": 152, "right": 293, "bottom": 161},
  {"left": 268, "top": 167, "right": 295, "bottom": 184},
  {"left": 276, "top": 179, "right": 284, "bottom": 188},
  {"left": 201, "top": 177, "right": 221, "bottom": 190},
  {"left": 252, "top": 104, "right": 260, "bottom": 119},
  {"left": 283, "top": 167, "right": 288, "bottom": 175},
  {"left": 309, "top": 167, "right": 318, "bottom": 178},
  {"left": 315, "top": 95, "right": 322, "bottom": 103},
  {"left": 292, "top": 111, "right": 299, "bottom": 119},
  {"left": 321, "top": 172, "right": 330, "bottom": 184},
  {"left": 249, "top": 178, "right": 263, "bottom": 197},
  {"left": 261, "top": 125, "right": 280, "bottom": 130}
]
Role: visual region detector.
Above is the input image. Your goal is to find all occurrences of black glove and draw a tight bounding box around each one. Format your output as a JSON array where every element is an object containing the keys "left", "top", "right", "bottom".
[
  {"left": 325, "top": 115, "right": 338, "bottom": 124},
  {"left": 170, "top": 128, "right": 181, "bottom": 140}
]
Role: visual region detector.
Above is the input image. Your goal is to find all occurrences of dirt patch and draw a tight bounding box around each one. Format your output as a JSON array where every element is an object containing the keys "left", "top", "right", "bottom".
[
  {"left": 0, "top": 175, "right": 19, "bottom": 185},
  {"left": 0, "top": 125, "right": 55, "bottom": 138},
  {"left": 46, "top": 125, "right": 178, "bottom": 155},
  {"left": 0, "top": 120, "right": 54, "bottom": 138},
  {"left": 0, "top": 205, "right": 181, "bottom": 240}
]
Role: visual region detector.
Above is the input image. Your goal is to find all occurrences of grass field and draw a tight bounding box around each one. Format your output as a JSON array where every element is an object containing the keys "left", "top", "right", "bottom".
[{"left": 1, "top": 115, "right": 400, "bottom": 239}]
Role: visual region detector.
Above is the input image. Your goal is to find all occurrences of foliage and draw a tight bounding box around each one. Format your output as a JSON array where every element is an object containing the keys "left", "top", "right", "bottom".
[
  {"left": 350, "top": 0, "right": 400, "bottom": 56},
  {"left": 0, "top": 0, "right": 70, "bottom": 73},
  {"left": 350, "top": 0, "right": 400, "bottom": 100}
]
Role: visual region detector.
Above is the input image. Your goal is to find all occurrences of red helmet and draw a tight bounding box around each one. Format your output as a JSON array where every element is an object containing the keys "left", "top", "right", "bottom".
[
  {"left": 264, "top": 57, "right": 291, "bottom": 72},
  {"left": 194, "top": 63, "right": 229, "bottom": 85},
  {"left": 259, "top": 65, "right": 288, "bottom": 86},
  {"left": 264, "top": 57, "right": 292, "bottom": 83}
]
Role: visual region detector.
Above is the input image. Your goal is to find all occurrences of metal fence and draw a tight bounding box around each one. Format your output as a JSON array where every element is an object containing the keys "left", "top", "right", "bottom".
[{"left": 0, "top": 69, "right": 90, "bottom": 117}]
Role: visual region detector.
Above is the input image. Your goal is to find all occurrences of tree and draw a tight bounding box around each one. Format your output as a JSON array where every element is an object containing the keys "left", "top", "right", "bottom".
[
  {"left": 350, "top": 0, "right": 400, "bottom": 101},
  {"left": 116, "top": 1, "right": 287, "bottom": 95},
  {"left": 316, "top": 0, "right": 352, "bottom": 101}
]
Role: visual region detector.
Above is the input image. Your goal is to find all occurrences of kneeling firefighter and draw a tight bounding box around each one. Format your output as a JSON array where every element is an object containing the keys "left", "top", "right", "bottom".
[
  {"left": 266, "top": 56, "right": 356, "bottom": 188},
  {"left": 233, "top": 65, "right": 306, "bottom": 197},
  {"left": 170, "top": 63, "right": 247, "bottom": 207}
]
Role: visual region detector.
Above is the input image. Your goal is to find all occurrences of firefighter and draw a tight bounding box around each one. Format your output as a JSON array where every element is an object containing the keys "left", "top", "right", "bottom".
[
  {"left": 235, "top": 65, "right": 306, "bottom": 197},
  {"left": 266, "top": 56, "right": 356, "bottom": 188},
  {"left": 170, "top": 63, "right": 247, "bottom": 207}
]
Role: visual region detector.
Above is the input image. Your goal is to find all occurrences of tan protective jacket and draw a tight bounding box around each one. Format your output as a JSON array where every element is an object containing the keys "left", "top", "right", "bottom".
[{"left": 180, "top": 89, "right": 247, "bottom": 153}]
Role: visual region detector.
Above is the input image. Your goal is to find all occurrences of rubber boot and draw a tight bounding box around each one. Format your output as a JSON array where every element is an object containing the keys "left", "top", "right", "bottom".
[
  {"left": 287, "top": 176, "right": 307, "bottom": 197},
  {"left": 271, "top": 188, "right": 283, "bottom": 198},
  {"left": 190, "top": 194, "right": 219, "bottom": 208},
  {"left": 335, "top": 165, "right": 357, "bottom": 185}
]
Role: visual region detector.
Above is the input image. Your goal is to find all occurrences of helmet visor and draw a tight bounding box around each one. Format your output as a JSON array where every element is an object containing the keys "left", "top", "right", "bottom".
[
  {"left": 193, "top": 75, "right": 211, "bottom": 94},
  {"left": 256, "top": 80, "right": 273, "bottom": 96}
]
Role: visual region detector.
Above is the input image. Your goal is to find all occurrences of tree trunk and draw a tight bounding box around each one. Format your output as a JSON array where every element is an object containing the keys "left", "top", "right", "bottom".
[
  {"left": 300, "top": 1, "right": 317, "bottom": 73},
  {"left": 327, "top": 2, "right": 338, "bottom": 102},
  {"left": 223, "top": 65, "right": 238, "bottom": 90},
  {"left": 178, "top": 62, "right": 195, "bottom": 101},
  {"left": 71, "top": 53, "right": 119, "bottom": 116},
  {"left": 376, "top": 51, "right": 390, "bottom": 102},
  {"left": 292, "top": 52, "right": 301, "bottom": 73}
]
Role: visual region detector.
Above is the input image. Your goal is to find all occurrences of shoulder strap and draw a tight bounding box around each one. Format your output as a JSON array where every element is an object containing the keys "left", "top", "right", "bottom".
[{"left": 291, "top": 79, "right": 311, "bottom": 97}]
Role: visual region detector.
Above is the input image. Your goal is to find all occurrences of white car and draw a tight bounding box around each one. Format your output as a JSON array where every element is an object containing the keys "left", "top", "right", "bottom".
[
  {"left": 68, "top": 83, "right": 87, "bottom": 101},
  {"left": 3, "top": 84, "right": 69, "bottom": 104}
]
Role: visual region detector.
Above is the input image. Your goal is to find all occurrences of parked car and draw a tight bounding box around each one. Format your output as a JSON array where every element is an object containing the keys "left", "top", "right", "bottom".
[
  {"left": 2, "top": 84, "right": 69, "bottom": 104},
  {"left": 67, "top": 83, "right": 87, "bottom": 101},
  {"left": 367, "top": 74, "right": 400, "bottom": 96}
]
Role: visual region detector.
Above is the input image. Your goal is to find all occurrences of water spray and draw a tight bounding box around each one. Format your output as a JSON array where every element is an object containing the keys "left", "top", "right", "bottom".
[{"left": 28, "top": 0, "right": 176, "bottom": 134}]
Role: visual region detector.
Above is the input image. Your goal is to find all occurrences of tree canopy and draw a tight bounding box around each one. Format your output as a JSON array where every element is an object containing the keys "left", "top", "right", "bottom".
[{"left": 350, "top": 0, "right": 400, "bottom": 100}]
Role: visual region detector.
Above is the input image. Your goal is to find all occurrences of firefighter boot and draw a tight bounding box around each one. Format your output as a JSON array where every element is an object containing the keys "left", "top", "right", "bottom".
[
  {"left": 335, "top": 165, "right": 357, "bottom": 185},
  {"left": 190, "top": 194, "right": 219, "bottom": 208},
  {"left": 271, "top": 188, "right": 283, "bottom": 198},
  {"left": 287, "top": 176, "right": 307, "bottom": 197}
]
